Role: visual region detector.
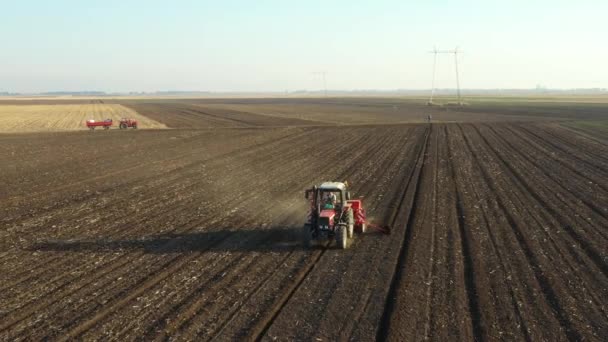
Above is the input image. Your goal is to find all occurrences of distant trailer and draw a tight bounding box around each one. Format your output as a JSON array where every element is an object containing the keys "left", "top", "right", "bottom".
[{"left": 86, "top": 119, "right": 112, "bottom": 130}]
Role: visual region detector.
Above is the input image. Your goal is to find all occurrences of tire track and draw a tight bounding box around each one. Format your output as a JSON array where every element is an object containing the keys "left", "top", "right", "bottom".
[
  {"left": 453, "top": 145, "right": 533, "bottom": 341},
  {"left": 375, "top": 125, "right": 431, "bottom": 340},
  {"left": 446, "top": 126, "right": 484, "bottom": 341},
  {"left": 458, "top": 124, "right": 584, "bottom": 341},
  {"left": 422, "top": 124, "right": 440, "bottom": 339},
  {"left": 448, "top": 124, "right": 541, "bottom": 339}
]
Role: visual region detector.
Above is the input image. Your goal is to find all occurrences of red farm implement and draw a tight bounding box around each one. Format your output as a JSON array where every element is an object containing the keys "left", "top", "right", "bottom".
[{"left": 86, "top": 119, "right": 112, "bottom": 130}]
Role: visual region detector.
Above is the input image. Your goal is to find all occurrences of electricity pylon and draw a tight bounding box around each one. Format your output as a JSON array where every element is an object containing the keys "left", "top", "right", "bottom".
[
  {"left": 429, "top": 47, "right": 463, "bottom": 105},
  {"left": 312, "top": 71, "right": 328, "bottom": 97}
]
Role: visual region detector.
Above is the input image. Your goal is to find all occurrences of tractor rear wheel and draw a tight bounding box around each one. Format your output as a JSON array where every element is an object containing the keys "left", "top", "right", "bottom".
[
  {"left": 132, "top": 124, "right": 138, "bottom": 129},
  {"left": 302, "top": 224, "right": 313, "bottom": 248},
  {"left": 336, "top": 224, "right": 348, "bottom": 249}
]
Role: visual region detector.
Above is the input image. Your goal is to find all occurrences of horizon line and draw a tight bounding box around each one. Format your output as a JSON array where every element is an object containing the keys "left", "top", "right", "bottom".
[{"left": 1, "top": 87, "right": 607, "bottom": 96}]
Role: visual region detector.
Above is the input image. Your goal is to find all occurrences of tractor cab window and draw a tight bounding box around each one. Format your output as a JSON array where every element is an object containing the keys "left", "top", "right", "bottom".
[{"left": 321, "top": 190, "right": 341, "bottom": 209}]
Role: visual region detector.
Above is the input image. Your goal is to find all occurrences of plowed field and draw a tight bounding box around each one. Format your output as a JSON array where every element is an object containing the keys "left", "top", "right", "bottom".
[
  {"left": 0, "top": 104, "right": 166, "bottom": 132},
  {"left": 121, "top": 97, "right": 608, "bottom": 128},
  {"left": 1, "top": 100, "right": 607, "bottom": 341}
]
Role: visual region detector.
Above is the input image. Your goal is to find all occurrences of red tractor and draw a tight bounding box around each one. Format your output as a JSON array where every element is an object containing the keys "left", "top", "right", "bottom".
[
  {"left": 119, "top": 118, "right": 138, "bottom": 129},
  {"left": 303, "top": 182, "right": 367, "bottom": 249}
]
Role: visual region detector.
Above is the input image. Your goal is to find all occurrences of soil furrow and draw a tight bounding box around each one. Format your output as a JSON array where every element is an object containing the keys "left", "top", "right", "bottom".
[
  {"left": 376, "top": 125, "right": 431, "bottom": 340},
  {"left": 458, "top": 124, "right": 591, "bottom": 340},
  {"left": 3, "top": 101, "right": 607, "bottom": 341}
]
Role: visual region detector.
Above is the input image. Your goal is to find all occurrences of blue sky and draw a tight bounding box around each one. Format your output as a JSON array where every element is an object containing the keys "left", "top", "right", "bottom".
[{"left": 1, "top": 0, "right": 606, "bottom": 92}]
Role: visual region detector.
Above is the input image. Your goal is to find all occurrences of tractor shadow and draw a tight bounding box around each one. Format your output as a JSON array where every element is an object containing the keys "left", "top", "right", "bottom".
[{"left": 31, "top": 226, "right": 316, "bottom": 254}]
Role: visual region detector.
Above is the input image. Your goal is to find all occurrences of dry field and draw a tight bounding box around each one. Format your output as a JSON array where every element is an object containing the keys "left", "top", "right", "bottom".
[
  {"left": 0, "top": 103, "right": 166, "bottom": 132},
  {"left": 0, "top": 98, "right": 607, "bottom": 340}
]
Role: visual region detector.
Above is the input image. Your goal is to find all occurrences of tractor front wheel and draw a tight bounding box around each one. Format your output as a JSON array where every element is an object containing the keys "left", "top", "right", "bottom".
[
  {"left": 336, "top": 224, "right": 348, "bottom": 249},
  {"left": 302, "top": 224, "right": 313, "bottom": 248},
  {"left": 347, "top": 209, "right": 354, "bottom": 238}
]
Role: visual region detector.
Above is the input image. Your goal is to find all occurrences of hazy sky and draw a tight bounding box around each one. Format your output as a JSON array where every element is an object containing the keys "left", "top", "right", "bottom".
[{"left": 1, "top": 0, "right": 606, "bottom": 92}]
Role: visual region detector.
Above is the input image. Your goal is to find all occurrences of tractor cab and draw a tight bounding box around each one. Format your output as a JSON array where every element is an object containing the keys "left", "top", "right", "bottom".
[
  {"left": 306, "top": 182, "right": 350, "bottom": 211},
  {"left": 303, "top": 182, "right": 366, "bottom": 249}
]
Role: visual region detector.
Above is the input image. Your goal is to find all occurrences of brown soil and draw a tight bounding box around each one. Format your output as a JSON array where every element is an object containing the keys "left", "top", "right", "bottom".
[
  {"left": 0, "top": 99, "right": 607, "bottom": 341},
  {"left": 122, "top": 97, "right": 589, "bottom": 128}
]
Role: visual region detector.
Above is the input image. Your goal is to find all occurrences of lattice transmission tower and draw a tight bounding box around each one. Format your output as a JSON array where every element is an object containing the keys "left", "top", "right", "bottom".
[
  {"left": 428, "top": 47, "right": 463, "bottom": 106},
  {"left": 312, "top": 71, "right": 328, "bottom": 97}
]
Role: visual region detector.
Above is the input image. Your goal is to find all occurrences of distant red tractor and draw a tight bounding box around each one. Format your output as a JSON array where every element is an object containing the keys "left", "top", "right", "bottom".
[
  {"left": 86, "top": 119, "right": 113, "bottom": 130},
  {"left": 303, "top": 182, "right": 367, "bottom": 249},
  {"left": 119, "top": 118, "right": 138, "bottom": 129}
]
